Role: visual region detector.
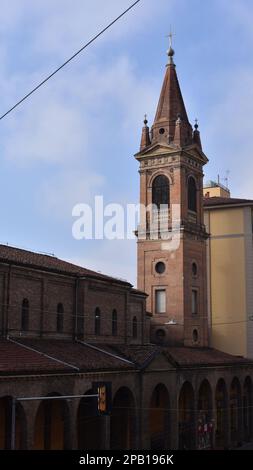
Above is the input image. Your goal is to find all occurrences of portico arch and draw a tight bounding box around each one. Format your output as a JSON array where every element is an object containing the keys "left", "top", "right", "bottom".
[
  {"left": 110, "top": 387, "right": 136, "bottom": 450},
  {"left": 178, "top": 382, "right": 195, "bottom": 449},
  {"left": 33, "top": 393, "right": 70, "bottom": 449},
  {"left": 77, "top": 389, "right": 104, "bottom": 449},
  {"left": 149, "top": 383, "right": 170, "bottom": 449}
]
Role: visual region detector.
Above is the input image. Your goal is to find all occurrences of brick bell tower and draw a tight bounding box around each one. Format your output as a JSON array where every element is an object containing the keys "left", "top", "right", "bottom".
[{"left": 135, "top": 45, "right": 209, "bottom": 347}]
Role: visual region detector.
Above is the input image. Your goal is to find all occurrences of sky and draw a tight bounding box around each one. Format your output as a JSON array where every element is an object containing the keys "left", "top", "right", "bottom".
[{"left": 0, "top": 0, "right": 252, "bottom": 286}]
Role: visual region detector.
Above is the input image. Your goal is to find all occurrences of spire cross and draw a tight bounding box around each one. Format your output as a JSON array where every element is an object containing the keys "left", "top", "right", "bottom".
[
  {"left": 166, "top": 27, "right": 174, "bottom": 48},
  {"left": 166, "top": 28, "right": 175, "bottom": 64}
]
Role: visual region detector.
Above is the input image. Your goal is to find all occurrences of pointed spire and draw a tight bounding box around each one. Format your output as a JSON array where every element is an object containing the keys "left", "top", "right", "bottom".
[
  {"left": 140, "top": 114, "right": 151, "bottom": 151},
  {"left": 151, "top": 45, "right": 193, "bottom": 147},
  {"left": 193, "top": 119, "right": 202, "bottom": 150}
]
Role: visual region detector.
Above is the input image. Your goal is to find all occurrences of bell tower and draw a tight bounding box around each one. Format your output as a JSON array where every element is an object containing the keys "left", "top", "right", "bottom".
[{"left": 135, "top": 45, "right": 209, "bottom": 347}]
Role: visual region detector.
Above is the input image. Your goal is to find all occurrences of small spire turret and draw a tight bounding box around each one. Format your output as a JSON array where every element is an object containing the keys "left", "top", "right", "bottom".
[
  {"left": 140, "top": 114, "right": 151, "bottom": 150},
  {"left": 193, "top": 118, "right": 202, "bottom": 150}
]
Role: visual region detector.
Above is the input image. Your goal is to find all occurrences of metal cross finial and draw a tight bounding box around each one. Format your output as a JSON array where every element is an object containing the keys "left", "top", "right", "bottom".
[
  {"left": 166, "top": 27, "right": 175, "bottom": 63},
  {"left": 194, "top": 118, "right": 199, "bottom": 130},
  {"left": 166, "top": 26, "right": 174, "bottom": 48}
]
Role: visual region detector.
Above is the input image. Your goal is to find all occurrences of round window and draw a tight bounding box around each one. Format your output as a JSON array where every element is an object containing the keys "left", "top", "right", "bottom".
[
  {"left": 193, "top": 329, "right": 198, "bottom": 343},
  {"left": 192, "top": 262, "right": 198, "bottom": 276},
  {"left": 155, "top": 261, "right": 166, "bottom": 274},
  {"left": 159, "top": 128, "right": 165, "bottom": 135}
]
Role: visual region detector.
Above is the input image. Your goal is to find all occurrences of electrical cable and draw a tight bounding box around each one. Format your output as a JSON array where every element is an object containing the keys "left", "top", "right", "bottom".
[
  {"left": 1, "top": 301, "right": 252, "bottom": 328},
  {"left": 0, "top": 0, "right": 142, "bottom": 121}
]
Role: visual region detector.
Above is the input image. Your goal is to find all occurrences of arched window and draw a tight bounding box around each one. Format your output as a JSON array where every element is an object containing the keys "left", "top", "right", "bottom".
[
  {"left": 95, "top": 308, "right": 101, "bottom": 336},
  {"left": 112, "top": 310, "right": 117, "bottom": 337},
  {"left": 188, "top": 176, "right": 197, "bottom": 212},
  {"left": 21, "top": 299, "right": 29, "bottom": 331},
  {"left": 152, "top": 175, "right": 170, "bottom": 209},
  {"left": 192, "top": 262, "right": 198, "bottom": 277},
  {"left": 57, "top": 303, "right": 64, "bottom": 333},
  {"left": 132, "top": 317, "right": 137, "bottom": 339}
]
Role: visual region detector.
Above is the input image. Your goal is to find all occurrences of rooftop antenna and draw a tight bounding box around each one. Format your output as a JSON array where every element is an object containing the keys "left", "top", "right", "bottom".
[
  {"left": 224, "top": 170, "right": 230, "bottom": 189},
  {"left": 220, "top": 170, "right": 230, "bottom": 189}
]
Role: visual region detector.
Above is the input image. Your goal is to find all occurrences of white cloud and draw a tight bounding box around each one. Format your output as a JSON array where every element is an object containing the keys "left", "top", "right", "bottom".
[
  {"left": 0, "top": 0, "right": 162, "bottom": 61},
  {"left": 220, "top": 0, "right": 253, "bottom": 39},
  {"left": 30, "top": 0, "right": 163, "bottom": 58},
  {"left": 41, "top": 58, "right": 156, "bottom": 222},
  {"left": 4, "top": 99, "right": 87, "bottom": 166},
  {"left": 71, "top": 56, "right": 158, "bottom": 129},
  {"left": 1, "top": 49, "right": 157, "bottom": 167},
  {"left": 204, "top": 66, "right": 253, "bottom": 198},
  {"left": 0, "top": 1, "right": 26, "bottom": 33},
  {"left": 39, "top": 170, "right": 105, "bottom": 221}
]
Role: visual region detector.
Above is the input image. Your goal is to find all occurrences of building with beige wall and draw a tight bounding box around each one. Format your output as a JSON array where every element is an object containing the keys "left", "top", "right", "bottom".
[{"left": 204, "top": 181, "right": 253, "bottom": 358}]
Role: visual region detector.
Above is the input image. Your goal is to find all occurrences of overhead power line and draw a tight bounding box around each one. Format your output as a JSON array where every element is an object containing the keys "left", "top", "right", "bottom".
[
  {"left": 2, "top": 300, "right": 253, "bottom": 328},
  {"left": 0, "top": 0, "right": 142, "bottom": 121}
]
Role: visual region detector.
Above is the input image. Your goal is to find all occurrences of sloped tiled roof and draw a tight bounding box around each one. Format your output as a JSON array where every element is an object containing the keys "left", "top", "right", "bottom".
[
  {"left": 0, "top": 339, "right": 72, "bottom": 374},
  {"left": 1, "top": 339, "right": 252, "bottom": 376},
  {"left": 15, "top": 339, "right": 134, "bottom": 373},
  {"left": 164, "top": 347, "right": 253, "bottom": 367},
  {"left": 0, "top": 244, "right": 131, "bottom": 286},
  {"left": 101, "top": 344, "right": 161, "bottom": 368},
  {"left": 102, "top": 344, "right": 253, "bottom": 369},
  {"left": 204, "top": 197, "right": 253, "bottom": 208}
]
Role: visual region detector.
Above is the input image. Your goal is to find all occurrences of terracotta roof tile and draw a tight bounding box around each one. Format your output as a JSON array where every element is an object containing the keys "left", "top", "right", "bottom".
[
  {"left": 204, "top": 197, "right": 253, "bottom": 208},
  {"left": 100, "top": 344, "right": 161, "bottom": 367},
  {"left": 0, "top": 244, "right": 131, "bottom": 286},
  {"left": 104, "top": 344, "right": 253, "bottom": 368},
  {"left": 0, "top": 339, "right": 71, "bottom": 374},
  {"left": 16, "top": 339, "right": 134, "bottom": 372},
  {"left": 130, "top": 288, "right": 148, "bottom": 297},
  {"left": 2, "top": 339, "right": 250, "bottom": 376},
  {"left": 164, "top": 347, "right": 253, "bottom": 367}
]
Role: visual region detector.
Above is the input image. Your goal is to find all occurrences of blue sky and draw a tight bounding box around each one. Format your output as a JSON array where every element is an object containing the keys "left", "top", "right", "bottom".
[{"left": 0, "top": 0, "right": 252, "bottom": 285}]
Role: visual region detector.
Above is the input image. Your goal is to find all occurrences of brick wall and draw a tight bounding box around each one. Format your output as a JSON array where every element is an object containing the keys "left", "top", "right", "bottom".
[{"left": 0, "top": 262, "right": 148, "bottom": 345}]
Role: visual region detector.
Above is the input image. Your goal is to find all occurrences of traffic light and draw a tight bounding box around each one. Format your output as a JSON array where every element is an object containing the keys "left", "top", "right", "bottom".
[{"left": 93, "top": 382, "right": 112, "bottom": 415}]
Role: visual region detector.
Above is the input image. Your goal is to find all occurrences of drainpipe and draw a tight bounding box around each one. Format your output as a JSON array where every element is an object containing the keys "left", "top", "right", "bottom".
[
  {"left": 11, "top": 397, "right": 16, "bottom": 450},
  {"left": 75, "top": 276, "right": 88, "bottom": 341},
  {"left": 125, "top": 291, "right": 128, "bottom": 344},
  {"left": 5, "top": 264, "right": 12, "bottom": 338},
  {"left": 75, "top": 278, "right": 79, "bottom": 341}
]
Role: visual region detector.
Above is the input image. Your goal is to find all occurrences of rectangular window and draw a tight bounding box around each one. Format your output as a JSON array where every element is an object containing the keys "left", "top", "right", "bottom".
[
  {"left": 155, "top": 289, "right": 166, "bottom": 314},
  {"left": 192, "top": 290, "right": 198, "bottom": 314}
]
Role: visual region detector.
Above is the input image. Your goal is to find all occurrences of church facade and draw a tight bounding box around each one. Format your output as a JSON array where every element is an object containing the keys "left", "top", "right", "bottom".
[{"left": 0, "top": 46, "right": 253, "bottom": 451}]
